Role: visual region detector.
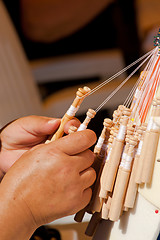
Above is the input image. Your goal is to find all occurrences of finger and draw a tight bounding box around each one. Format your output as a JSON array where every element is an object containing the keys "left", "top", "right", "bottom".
[
  {"left": 63, "top": 117, "right": 81, "bottom": 134},
  {"left": 80, "top": 188, "right": 92, "bottom": 209},
  {"left": 53, "top": 129, "right": 97, "bottom": 155},
  {"left": 18, "top": 116, "right": 61, "bottom": 136},
  {"left": 80, "top": 167, "right": 96, "bottom": 190},
  {"left": 73, "top": 150, "right": 95, "bottom": 172}
]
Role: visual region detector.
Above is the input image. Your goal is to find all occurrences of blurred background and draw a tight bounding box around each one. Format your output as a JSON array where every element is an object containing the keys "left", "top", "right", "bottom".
[{"left": 1, "top": 0, "right": 160, "bottom": 239}]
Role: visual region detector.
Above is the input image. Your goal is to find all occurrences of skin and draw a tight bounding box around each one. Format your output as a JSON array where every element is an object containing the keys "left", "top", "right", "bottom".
[
  {"left": 0, "top": 115, "right": 97, "bottom": 240},
  {"left": 20, "top": 0, "right": 113, "bottom": 42},
  {"left": 0, "top": 115, "right": 80, "bottom": 180}
]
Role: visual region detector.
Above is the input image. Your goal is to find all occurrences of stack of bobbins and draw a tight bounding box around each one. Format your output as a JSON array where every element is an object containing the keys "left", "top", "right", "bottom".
[
  {"left": 98, "top": 107, "right": 123, "bottom": 200},
  {"left": 100, "top": 108, "right": 132, "bottom": 197},
  {"left": 68, "top": 108, "right": 96, "bottom": 223},
  {"left": 74, "top": 117, "right": 112, "bottom": 222},
  {"left": 84, "top": 119, "right": 113, "bottom": 236},
  {"left": 108, "top": 136, "right": 138, "bottom": 221},
  {"left": 99, "top": 127, "right": 118, "bottom": 200},
  {"left": 135, "top": 98, "right": 160, "bottom": 185},
  {"left": 87, "top": 118, "right": 113, "bottom": 214},
  {"left": 101, "top": 126, "right": 135, "bottom": 220},
  {"left": 68, "top": 108, "right": 96, "bottom": 135}
]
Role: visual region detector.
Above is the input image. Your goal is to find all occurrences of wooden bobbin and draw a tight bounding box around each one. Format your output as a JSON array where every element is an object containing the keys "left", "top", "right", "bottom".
[
  {"left": 68, "top": 125, "right": 77, "bottom": 134},
  {"left": 119, "top": 136, "right": 130, "bottom": 169},
  {"left": 124, "top": 133, "right": 142, "bottom": 209},
  {"left": 118, "top": 105, "right": 126, "bottom": 112},
  {"left": 102, "top": 116, "right": 129, "bottom": 193},
  {"left": 130, "top": 71, "right": 146, "bottom": 111},
  {"left": 112, "top": 110, "right": 121, "bottom": 126},
  {"left": 74, "top": 207, "right": 87, "bottom": 223},
  {"left": 122, "top": 108, "right": 132, "bottom": 118},
  {"left": 94, "top": 118, "right": 112, "bottom": 155},
  {"left": 101, "top": 196, "right": 112, "bottom": 220},
  {"left": 92, "top": 119, "right": 112, "bottom": 174},
  {"left": 97, "top": 125, "right": 118, "bottom": 194},
  {"left": 141, "top": 102, "right": 160, "bottom": 184},
  {"left": 108, "top": 136, "right": 137, "bottom": 221},
  {"left": 99, "top": 129, "right": 118, "bottom": 199},
  {"left": 77, "top": 108, "right": 96, "bottom": 131},
  {"left": 87, "top": 183, "right": 103, "bottom": 214},
  {"left": 85, "top": 212, "right": 101, "bottom": 237},
  {"left": 99, "top": 127, "right": 119, "bottom": 198},
  {"left": 155, "top": 98, "right": 160, "bottom": 116},
  {"left": 50, "top": 86, "right": 91, "bottom": 141},
  {"left": 135, "top": 124, "right": 147, "bottom": 183},
  {"left": 136, "top": 101, "right": 159, "bottom": 184}
]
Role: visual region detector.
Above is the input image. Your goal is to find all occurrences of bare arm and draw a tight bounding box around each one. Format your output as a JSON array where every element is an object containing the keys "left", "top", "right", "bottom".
[
  {"left": 0, "top": 130, "right": 96, "bottom": 239},
  {"left": 20, "top": 0, "right": 113, "bottom": 42}
]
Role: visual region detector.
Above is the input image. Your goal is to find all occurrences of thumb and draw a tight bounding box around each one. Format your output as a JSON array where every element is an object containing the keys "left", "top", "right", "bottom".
[
  {"left": 10, "top": 116, "right": 61, "bottom": 137},
  {"left": 52, "top": 129, "right": 97, "bottom": 155}
]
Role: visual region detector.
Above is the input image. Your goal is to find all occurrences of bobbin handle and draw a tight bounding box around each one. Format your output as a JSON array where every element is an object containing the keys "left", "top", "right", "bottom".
[
  {"left": 49, "top": 86, "right": 91, "bottom": 141},
  {"left": 51, "top": 114, "right": 73, "bottom": 141}
]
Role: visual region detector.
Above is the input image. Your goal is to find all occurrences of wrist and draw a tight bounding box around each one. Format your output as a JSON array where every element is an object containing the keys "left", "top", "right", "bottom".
[{"left": 0, "top": 180, "right": 37, "bottom": 240}]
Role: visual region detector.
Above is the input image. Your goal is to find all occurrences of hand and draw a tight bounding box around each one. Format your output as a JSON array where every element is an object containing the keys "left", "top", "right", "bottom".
[
  {"left": 0, "top": 129, "right": 97, "bottom": 239},
  {"left": 0, "top": 115, "right": 80, "bottom": 178}
]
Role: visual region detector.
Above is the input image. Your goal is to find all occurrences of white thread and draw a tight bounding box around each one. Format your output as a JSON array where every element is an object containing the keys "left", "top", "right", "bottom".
[
  {"left": 153, "top": 117, "right": 160, "bottom": 128},
  {"left": 136, "top": 140, "right": 143, "bottom": 155},
  {"left": 152, "top": 118, "right": 160, "bottom": 130},
  {"left": 105, "top": 147, "right": 112, "bottom": 162},
  {"left": 66, "top": 105, "right": 79, "bottom": 116},
  {"left": 87, "top": 48, "right": 155, "bottom": 99},
  {"left": 96, "top": 136, "right": 104, "bottom": 149},
  {"left": 95, "top": 51, "right": 153, "bottom": 113},
  {"left": 124, "top": 49, "right": 156, "bottom": 109},
  {"left": 120, "top": 152, "right": 127, "bottom": 167},
  {"left": 147, "top": 117, "right": 153, "bottom": 131},
  {"left": 117, "top": 125, "right": 127, "bottom": 140},
  {"left": 77, "top": 124, "right": 87, "bottom": 131},
  {"left": 134, "top": 89, "right": 141, "bottom": 99},
  {"left": 124, "top": 155, "right": 133, "bottom": 170}
]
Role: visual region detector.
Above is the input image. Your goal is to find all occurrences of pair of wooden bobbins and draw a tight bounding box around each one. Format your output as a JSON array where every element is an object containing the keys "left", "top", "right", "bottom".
[
  {"left": 108, "top": 136, "right": 138, "bottom": 221},
  {"left": 103, "top": 114, "right": 131, "bottom": 193},
  {"left": 68, "top": 108, "right": 96, "bottom": 134}
]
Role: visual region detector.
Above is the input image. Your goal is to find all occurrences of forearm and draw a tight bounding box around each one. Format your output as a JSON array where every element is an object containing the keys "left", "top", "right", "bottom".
[
  {"left": 0, "top": 181, "right": 36, "bottom": 240},
  {"left": 20, "top": 0, "right": 113, "bottom": 42}
]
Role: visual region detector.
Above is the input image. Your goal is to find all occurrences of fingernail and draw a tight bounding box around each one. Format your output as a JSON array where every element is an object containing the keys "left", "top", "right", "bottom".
[{"left": 48, "top": 119, "right": 60, "bottom": 124}]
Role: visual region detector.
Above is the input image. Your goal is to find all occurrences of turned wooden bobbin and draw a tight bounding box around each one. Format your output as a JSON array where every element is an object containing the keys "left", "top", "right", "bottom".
[
  {"left": 124, "top": 130, "right": 143, "bottom": 209},
  {"left": 99, "top": 128, "right": 119, "bottom": 199},
  {"left": 101, "top": 196, "right": 112, "bottom": 220},
  {"left": 68, "top": 125, "right": 78, "bottom": 134},
  {"left": 77, "top": 108, "right": 96, "bottom": 131},
  {"left": 94, "top": 118, "right": 112, "bottom": 155},
  {"left": 112, "top": 109, "right": 121, "bottom": 126},
  {"left": 135, "top": 123, "right": 147, "bottom": 183},
  {"left": 50, "top": 86, "right": 91, "bottom": 141}
]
